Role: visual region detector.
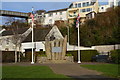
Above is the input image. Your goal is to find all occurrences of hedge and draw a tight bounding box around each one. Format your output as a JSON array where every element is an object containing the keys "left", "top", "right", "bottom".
[
  {"left": 2, "top": 50, "right": 99, "bottom": 62},
  {"left": 2, "top": 51, "right": 21, "bottom": 63},
  {"left": 66, "top": 50, "right": 99, "bottom": 62},
  {"left": 110, "top": 49, "right": 120, "bottom": 64},
  {"left": 21, "top": 51, "right": 45, "bottom": 62}
]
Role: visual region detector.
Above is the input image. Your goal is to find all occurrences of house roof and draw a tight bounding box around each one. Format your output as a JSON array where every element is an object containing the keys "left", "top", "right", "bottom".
[
  {"left": 2, "top": 28, "right": 28, "bottom": 36},
  {"left": 46, "top": 8, "right": 68, "bottom": 13},
  {"left": 1, "top": 26, "right": 64, "bottom": 42},
  {"left": 45, "top": 25, "right": 64, "bottom": 41},
  {"left": 1, "top": 27, "right": 51, "bottom": 42},
  {"left": 23, "top": 28, "right": 51, "bottom": 42}
]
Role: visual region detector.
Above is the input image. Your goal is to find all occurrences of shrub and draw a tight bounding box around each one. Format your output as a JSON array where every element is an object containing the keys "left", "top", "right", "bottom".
[
  {"left": 2, "top": 51, "right": 16, "bottom": 62},
  {"left": 66, "top": 54, "right": 73, "bottom": 56},
  {"left": 36, "top": 51, "right": 45, "bottom": 55},
  {"left": 66, "top": 50, "right": 99, "bottom": 62},
  {"left": 38, "top": 54, "right": 47, "bottom": 57},
  {"left": 20, "top": 51, "right": 46, "bottom": 62},
  {"left": 110, "top": 49, "right": 120, "bottom": 64}
]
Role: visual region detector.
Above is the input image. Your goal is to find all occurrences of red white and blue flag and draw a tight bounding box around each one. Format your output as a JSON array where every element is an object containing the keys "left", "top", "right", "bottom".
[
  {"left": 76, "top": 14, "right": 80, "bottom": 28},
  {"left": 30, "top": 10, "right": 34, "bottom": 22}
]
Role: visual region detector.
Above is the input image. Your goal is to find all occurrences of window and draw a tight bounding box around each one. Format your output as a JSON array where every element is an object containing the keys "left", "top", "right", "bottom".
[
  {"left": 60, "top": 17, "right": 62, "bottom": 20},
  {"left": 49, "top": 13, "right": 52, "bottom": 17},
  {"left": 87, "top": 8, "right": 92, "bottom": 12},
  {"left": 6, "top": 38, "right": 9, "bottom": 45},
  {"left": 80, "top": 9, "right": 82, "bottom": 12},
  {"left": 60, "top": 12, "right": 62, "bottom": 15},
  {"left": 83, "top": 2, "right": 89, "bottom": 7},
  {"left": 39, "top": 49, "right": 43, "bottom": 51},
  {"left": 101, "top": 7, "right": 104, "bottom": 9},
  {"left": 75, "top": 4, "right": 77, "bottom": 8},
  {"left": 73, "top": 12, "right": 76, "bottom": 14},
  {"left": 49, "top": 19, "right": 52, "bottom": 23},
  {"left": 82, "top": 9, "right": 86, "bottom": 12},
  {"left": 86, "top": 2, "right": 89, "bottom": 6},
  {"left": 83, "top": 3, "right": 86, "bottom": 7},
  {"left": 78, "top": 3, "right": 81, "bottom": 7}
]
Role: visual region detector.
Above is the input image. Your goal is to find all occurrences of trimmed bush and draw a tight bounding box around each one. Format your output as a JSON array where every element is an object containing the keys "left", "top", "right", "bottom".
[
  {"left": 21, "top": 51, "right": 46, "bottom": 62},
  {"left": 20, "top": 51, "right": 31, "bottom": 62},
  {"left": 36, "top": 51, "right": 45, "bottom": 56},
  {"left": 66, "top": 54, "right": 73, "bottom": 56},
  {"left": 110, "top": 49, "right": 120, "bottom": 64},
  {"left": 66, "top": 50, "right": 99, "bottom": 62},
  {"left": 2, "top": 51, "right": 18, "bottom": 63}
]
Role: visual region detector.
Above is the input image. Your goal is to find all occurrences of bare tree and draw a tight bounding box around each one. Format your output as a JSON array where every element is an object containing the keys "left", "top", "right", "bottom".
[{"left": 4, "top": 17, "right": 31, "bottom": 63}]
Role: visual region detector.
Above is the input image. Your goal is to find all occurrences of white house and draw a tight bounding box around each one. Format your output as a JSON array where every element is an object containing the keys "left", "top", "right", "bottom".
[
  {"left": 44, "top": 8, "right": 68, "bottom": 25},
  {"left": 0, "top": 27, "right": 32, "bottom": 51},
  {"left": 28, "top": 8, "right": 68, "bottom": 25},
  {"left": 99, "top": 0, "right": 120, "bottom": 13},
  {"left": 109, "top": 0, "right": 120, "bottom": 7},
  {"left": 21, "top": 26, "right": 94, "bottom": 52},
  {"left": 99, "top": 5, "right": 110, "bottom": 12}
]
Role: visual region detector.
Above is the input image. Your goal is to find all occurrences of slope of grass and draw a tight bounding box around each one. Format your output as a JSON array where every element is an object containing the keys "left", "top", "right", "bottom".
[
  {"left": 80, "top": 64, "right": 119, "bottom": 78},
  {"left": 2, "top": 66, "right": 70, "bottom": 78}
]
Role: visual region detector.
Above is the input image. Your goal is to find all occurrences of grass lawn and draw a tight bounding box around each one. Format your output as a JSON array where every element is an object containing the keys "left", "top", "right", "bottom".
[
  {"left": 2, "top": 66, "right": 71, "bottom": 79},
  {"left": 80, "top": 64, "right": 120, "bottom": 78}
]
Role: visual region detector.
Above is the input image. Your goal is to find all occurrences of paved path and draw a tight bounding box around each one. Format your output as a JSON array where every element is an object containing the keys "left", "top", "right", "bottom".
[
  {"left": 46, "top": 63, "right": 107, "bottom": 79},
  {"left": 2, "top": 62, "right": 109, "bottom": 79}
]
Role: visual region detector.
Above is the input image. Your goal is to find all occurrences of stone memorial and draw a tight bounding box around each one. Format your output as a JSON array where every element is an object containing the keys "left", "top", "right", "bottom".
[{"left": 37, "top": 25, "right": 73, "bottom": 63}]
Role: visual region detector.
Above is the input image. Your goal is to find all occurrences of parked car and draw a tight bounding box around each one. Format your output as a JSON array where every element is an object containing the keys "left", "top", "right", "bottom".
[{"left": 92, "top": 55, "right": 110, "bottom": 62}]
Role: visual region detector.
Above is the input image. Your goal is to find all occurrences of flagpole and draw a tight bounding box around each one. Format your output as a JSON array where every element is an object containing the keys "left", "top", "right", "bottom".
[
  {"left": 31, "top": 7, "right": 34, "bottom": 64},
  {"left": 77, "top": 18, "right": 81, "bottom": 64}
]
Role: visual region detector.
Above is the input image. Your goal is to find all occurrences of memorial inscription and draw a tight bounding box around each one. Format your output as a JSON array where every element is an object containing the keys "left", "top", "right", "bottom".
[{"left": 52, "top": 47, "right": 62, "bottom": 53}]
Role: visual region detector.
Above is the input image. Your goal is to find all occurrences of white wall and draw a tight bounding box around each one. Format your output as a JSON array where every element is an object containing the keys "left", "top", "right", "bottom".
[
  {"left": 108, "top": 0, "right": 120, "bottom": 7},
  {"left": 92, "top": 44, "right": 120, "bottom": 53},
  {"left": 21, "top": 42, "right": 94, "bottom": 52},
  {"left": 99, "top": 5, "right": 110, "bottom": 12},
  {"left": 0, "top": 36, "right": 19, "bottom": 51},
  {"left": 21, "top": 41, "right": 45, "bottom": 52},
  {"left": 44, "top": 11, "right": 67, "bottom": 25}
]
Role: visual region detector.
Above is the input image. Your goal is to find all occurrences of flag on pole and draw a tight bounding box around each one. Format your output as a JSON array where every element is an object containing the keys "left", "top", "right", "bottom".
[
  {"left": 30, "top": 10, "right": 34, "bottom": 22},
  {"left": 76, "top": 14, "right": 80, "bottom": 28}
]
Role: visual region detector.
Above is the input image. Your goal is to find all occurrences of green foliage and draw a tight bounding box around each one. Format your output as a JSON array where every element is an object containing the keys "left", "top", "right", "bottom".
[
  {"left": 38, "top": 54, "right": 47, "bottom": 57},
  {"left": 67, "top": 50, "right": 99, "bottom": 62},
  {"left": 59, "top": 23, "right": 78, "bottom": 45},
  {"left": 36, "top": 51, "right": 45, "bottom": 55},
  {"left": 110, "top": 49, "right": 120, "bottom": 64},
  {"left": 66, "top": 54, "right": 73, "bottom": 56},
  {"left": 20, "top": 51, "right": 32, "bottom": 62},
  {"left": 81, "top": 64, "right": 119, "bottom": 78},
  {"left": 60, "top": 7, "right": 120, "bottom": 46},
  {"left": 2, "top": 51, "right": 15, "bottom": 62},
  {"left": 59, "top": 27, "right": 67, "bottom": 37},
  {"left": 80, "top": 7, "right": 120, "bottom": 46},
  {"left": 20, "top": 51, "right": 46, "bottom": 62},
  {"left": 69, "top": 26, "right": 78, "bottom": 45},
  {"left": 81, "top": 50, "right": 99, "bottom": 62}
]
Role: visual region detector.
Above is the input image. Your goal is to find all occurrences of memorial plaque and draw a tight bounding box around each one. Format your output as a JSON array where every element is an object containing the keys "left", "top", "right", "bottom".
[{"left": 52, "top": 47, "right": 62, "bottom": 53}]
